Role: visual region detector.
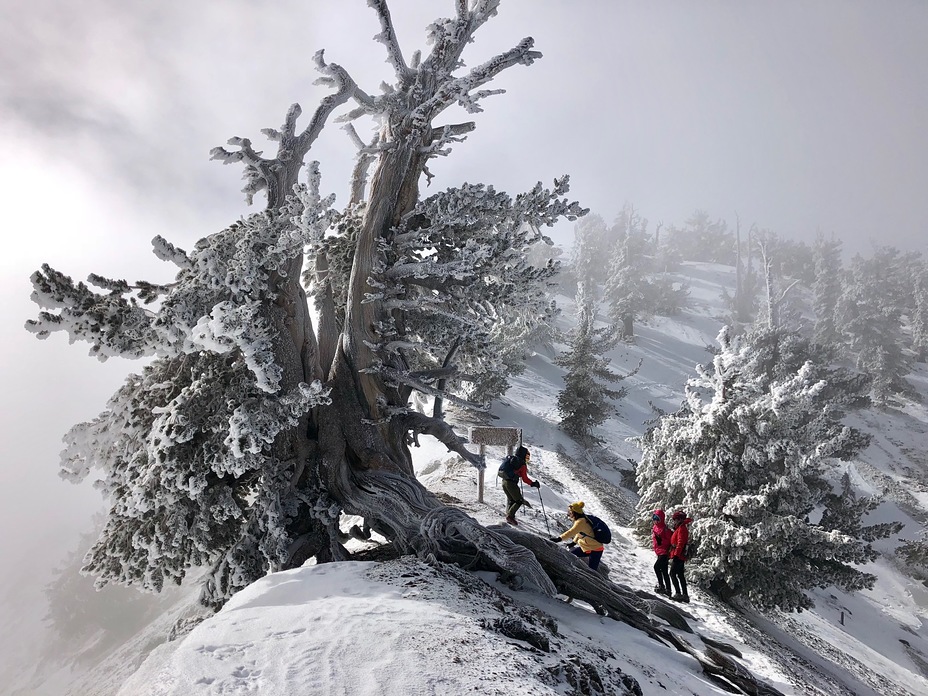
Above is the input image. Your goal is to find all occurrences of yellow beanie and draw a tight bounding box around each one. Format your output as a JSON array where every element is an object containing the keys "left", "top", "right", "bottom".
[{"left": 568, "top": 501, "right": 585, "bottom": 514}]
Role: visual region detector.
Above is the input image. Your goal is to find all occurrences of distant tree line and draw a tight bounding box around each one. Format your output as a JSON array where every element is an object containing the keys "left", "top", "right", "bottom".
[{"left": 558, "top": 204, "right": 927, "bottom": 611}]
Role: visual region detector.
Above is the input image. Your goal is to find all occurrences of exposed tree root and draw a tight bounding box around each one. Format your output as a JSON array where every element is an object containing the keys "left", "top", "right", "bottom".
[{"left": 491, "top": 526, "right": 786, "bottom": 696}]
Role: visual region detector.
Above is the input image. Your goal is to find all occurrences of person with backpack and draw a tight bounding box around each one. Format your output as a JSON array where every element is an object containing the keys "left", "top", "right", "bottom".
[
  {"left": 497, "top": 445, "right": 539, "bottom": 526},
  {"left": 549, "top": 501, "right": 607, "bottom": 570},
  {"left": 669, "top": 509, "right": 692, "bottom": 603},
  {"left": 651, "top": 509, "right": 672, "bottom": 596}
]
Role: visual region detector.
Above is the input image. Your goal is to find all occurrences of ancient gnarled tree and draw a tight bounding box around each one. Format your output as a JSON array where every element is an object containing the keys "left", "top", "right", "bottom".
[{"left": 28, "top": 0, "right": 583, "bottom": 605}]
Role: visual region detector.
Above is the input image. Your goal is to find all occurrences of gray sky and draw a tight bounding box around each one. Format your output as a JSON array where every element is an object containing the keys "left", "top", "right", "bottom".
[{"left": 1, "top": 0, "right": 927, "bottom": 666}]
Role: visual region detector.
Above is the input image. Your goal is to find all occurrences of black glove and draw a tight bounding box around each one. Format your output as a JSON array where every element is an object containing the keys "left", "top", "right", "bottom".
[
  {"left": 549, "top": 536, "right": 561, "bottom": 543},
  {"left": 566, "top": 541, "right": 576, "bottom": 549},
  {"left": 530, "top": 480, "right": 541, "bottom": 488}
]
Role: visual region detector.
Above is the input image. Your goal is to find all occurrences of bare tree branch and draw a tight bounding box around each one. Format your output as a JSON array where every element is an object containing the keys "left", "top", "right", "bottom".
[
  {"left": 367, "top": 0, "right": 413, "bottom": 83},
  {"left": 401, "top": 411, "right": 481, "bottom": 466}
]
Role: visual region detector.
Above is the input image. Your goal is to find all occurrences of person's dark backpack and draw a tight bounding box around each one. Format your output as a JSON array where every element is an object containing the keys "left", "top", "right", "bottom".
[
  {"left": 585, "top": 515, "right": 612, "bottom": 544},
  {"left": 684, "top": 539, "right": 697, "bottom": 559},
  {"left": 498, "top": 454, "right": 518, "bottom": 481}
]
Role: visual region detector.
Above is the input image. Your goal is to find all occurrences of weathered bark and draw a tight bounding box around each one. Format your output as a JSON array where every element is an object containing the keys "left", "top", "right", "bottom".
[
  {"left": 208, "top": 0, "right": 576, "bottom": 635},
  {"left": 494, "top": 528, "right": 785, "bottom": 696}
]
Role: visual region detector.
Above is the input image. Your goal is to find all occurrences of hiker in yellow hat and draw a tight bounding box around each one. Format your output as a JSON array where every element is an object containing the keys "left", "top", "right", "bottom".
[{"left": 549, "top": 501, "right": 606, "bottom": 570}]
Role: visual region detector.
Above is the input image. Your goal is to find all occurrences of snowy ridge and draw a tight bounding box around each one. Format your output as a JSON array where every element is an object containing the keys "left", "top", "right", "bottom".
[{"left": 23, "top": 261, "right": 928, "bottom": 696}]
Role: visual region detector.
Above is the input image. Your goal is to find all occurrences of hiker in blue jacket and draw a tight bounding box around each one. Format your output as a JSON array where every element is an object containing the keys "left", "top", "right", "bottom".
[
  {"left": 550, "top": 501, "right": 605, "bottom": 570},
  {"left": 498, "top": 445, "right": 539, "bottom": 525}
]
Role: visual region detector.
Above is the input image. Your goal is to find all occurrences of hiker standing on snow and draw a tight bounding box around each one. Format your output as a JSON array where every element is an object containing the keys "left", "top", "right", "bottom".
[
  {"left": 669, "top": 510, "right": 691, "bottom": 603},
  {"left": 550, "top": 501, "right": 605, "bottom": 570},
  {"left": 498, "top": 445, "right": 539, "bottom": 526},
  {"left": 651, "top": 509, "right": 672, "bottom": 596}
]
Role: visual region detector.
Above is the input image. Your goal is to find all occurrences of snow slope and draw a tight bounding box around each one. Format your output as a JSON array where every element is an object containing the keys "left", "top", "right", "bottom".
[{"left": 21, "top": 261, "right": 928, "bottom": 696}]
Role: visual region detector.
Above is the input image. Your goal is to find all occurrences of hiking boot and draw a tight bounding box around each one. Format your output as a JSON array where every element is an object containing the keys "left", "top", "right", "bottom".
[
  {"left": 680, "top": 594, "right": 690, "bottom": 603},
  {"left": 654, "top": 585, "right": 668, "bottom": 595},
  {"left": 671, "top": 593, "right": 687, "bottom": 602},
  {"left": 505, "top": 516, "right": 518, "bottom": 526}
]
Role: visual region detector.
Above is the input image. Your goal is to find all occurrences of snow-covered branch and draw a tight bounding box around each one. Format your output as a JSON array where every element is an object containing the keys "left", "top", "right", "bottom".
[
  {"left": 416, "top": 36, "right": 541, "bottom": 121},
  {"left": 379, "top": 365, "right": 489, "bottom": 413},
  {"left": 401, "top": 411, "right": 482, "bottom": 467},
  {"left": 367, "top": 0, "right": 413, "bottom": 83}
]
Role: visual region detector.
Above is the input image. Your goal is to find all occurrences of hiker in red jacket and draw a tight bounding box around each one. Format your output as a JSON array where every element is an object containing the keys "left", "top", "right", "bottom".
[
  {"left": 497, "top": 445, "right": 539, "bottom": 525},
  {"left": 651, "top": 509, "right": 672, "bottom": 596},
  {"left": 669, "top": 510, "right": 692, "bottom": 603}
]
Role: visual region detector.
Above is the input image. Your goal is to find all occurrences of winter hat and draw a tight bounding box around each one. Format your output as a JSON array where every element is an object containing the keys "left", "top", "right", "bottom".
[
  {"left": 671, "top": 510, "right": 686, "bottom": 521},
  {"left": 652, "top": 509, "right": 666, "bottom": 523},
  {"left": 515, "top": 445, "right": 530, "bottom": 460},
  {"left": 568, "top": 501, "right": 585, "bottom": 515}
]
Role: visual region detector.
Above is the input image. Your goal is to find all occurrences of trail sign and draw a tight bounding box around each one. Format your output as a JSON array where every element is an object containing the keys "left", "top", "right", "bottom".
[{"left": 469, "top": 426, "right": 522, "bottom": 503}]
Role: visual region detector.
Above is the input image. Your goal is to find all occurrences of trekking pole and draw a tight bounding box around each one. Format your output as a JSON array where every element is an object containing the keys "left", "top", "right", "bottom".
[{"left": 537, "top": 486, "right": 551, "bottom": 536}]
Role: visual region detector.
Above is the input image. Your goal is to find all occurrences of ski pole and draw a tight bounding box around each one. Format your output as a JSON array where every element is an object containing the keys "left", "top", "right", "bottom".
[{"left": 537, "top": 485, "right": 551, "bottom": 536}]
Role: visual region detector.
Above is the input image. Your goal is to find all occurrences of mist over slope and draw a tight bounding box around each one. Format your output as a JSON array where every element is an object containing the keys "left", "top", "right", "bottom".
[{"left": 14, "top": 260, "right": 928, "bottom": 696}]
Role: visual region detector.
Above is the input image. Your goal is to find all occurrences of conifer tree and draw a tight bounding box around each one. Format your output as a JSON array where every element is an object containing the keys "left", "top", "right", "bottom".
[
  {"left": 636, "top": 326, "right": 883, "bottom": 611},
  {"left": 556, "top": 283, "right": 631, "bottom": 444},
  {"left": 603, "top": 215, "right": 644, "bottom": 340},
  {"left": 672, "top": 210, "right": 735, "bottom": 264},
  {"left": 570, "top": 213, "right": 610, "bottom": 291},
  {"left": 811, "top": 232, "right": 843, "bottom": 347},
  {"left": 26, "top": 1, "right": 587, "bottom": 606},
  {"left": 913, "top": 270, "right": 928, "bottom": 362},
  {"left": 837, "top": 248, "right": 913, "bottom": 405},
  {"left": 602, "top": 204, "right": 686, "bottom": 332}
]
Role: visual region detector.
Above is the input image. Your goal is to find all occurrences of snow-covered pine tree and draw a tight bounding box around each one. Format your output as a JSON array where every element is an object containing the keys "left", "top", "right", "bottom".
[
  {"left": 311, "top": 181, "right": 568, "bottom": 408},
  {"left": 635, "top": 325, "right": 882, "bottom": 611},
  {"left": 811, "top": 232, "right": 843, "bottom": 347},
  {"left": 913, "top": 269, "right": 928, "bottom": 362},
  {"left": 836, "top": 248, "right": 913, "bottom": 405},
  {"left": 601, "top": 204, "right": 686, "bottom": 332},
  {"left": 556, "top": 283, "right": 635, "bottom": 444},
  {"left": 26, "top": 1, "right": 587, "bottom": 607},
  {"left": 603, "top": 209, "right": 645, "bottom": 340},
  {"left": 570, "top": 213, "right": 611, "bottom": 292},
  {"left": 668, "top": 210, "right": 735, "bottom": 264}
]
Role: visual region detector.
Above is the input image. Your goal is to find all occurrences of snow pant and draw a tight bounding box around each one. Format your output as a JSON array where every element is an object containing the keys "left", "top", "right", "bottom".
[
  {"left": 571, "top": 545, "right": 604, "bottom": 571},
  {"left": 654, "top": 554, "right": 671, "bottom": 591},
  {"left": 670, "top": 558, "right": 688, "bottom": 597},
  {"left": 501, "top": 479, "right": 525, "bottom": 518}
]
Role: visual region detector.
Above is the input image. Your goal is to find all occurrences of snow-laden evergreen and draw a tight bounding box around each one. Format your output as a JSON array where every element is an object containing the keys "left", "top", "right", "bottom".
[
  {"left": 635, "top": 325, "right": 891, "bottom": 611},
  {"left": 913, "top": 270, "right": 928, "bottom": 362},
  {"left": 555, "top": 283, "right": 633, "bottom": 444},
  {"left": 811, "top": 232, "right": 842, "bottom": 346},
  {"left": 24, "top": 0, "right": 592, "bottom": 611},
  {"left": 603, "top": 208, "right": 646, "bottom": 340},
  {"left": 309, "top": 179, "right": 583, "bottom": 406},
  {"left": 28, "top": 175, "right": 337, "bottom": 601},
  {"left": 837, "top": 248, "right": 913, "bottom": 405}
]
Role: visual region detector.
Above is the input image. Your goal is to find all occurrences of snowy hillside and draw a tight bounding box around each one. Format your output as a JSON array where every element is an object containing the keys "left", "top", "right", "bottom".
[{"left": 21, "top": 261, "right": 928, "bottom": 696}]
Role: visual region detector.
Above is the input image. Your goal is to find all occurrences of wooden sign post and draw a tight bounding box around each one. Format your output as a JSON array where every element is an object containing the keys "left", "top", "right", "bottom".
[{"left": 469, "top": 426, "right": 522, "bottom": 503}]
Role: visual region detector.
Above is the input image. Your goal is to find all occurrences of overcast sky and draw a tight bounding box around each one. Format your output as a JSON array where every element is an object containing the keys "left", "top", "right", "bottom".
[{"left": 1, "top": 0, "right": 927, "bottom": 666}]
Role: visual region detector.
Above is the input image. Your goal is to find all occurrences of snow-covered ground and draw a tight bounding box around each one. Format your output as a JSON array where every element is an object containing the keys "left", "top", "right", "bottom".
[{"left": 12, "top": 261, "right": 928, "bottom": 696}]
